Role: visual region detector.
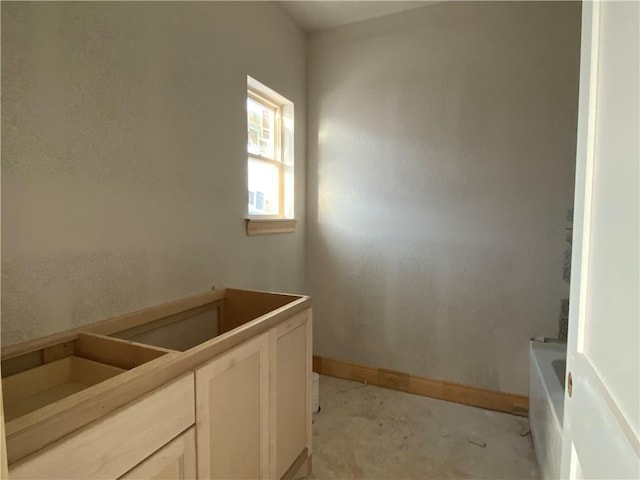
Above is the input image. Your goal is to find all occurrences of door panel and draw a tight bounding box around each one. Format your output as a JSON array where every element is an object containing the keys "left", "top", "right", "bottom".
[
  {"left": 270, "top": 311, "right": 312, "bottom": 479},
  {"left": 195, "top": 333, "right": 269, "bottom": 480},
  {"left": 580, "top": 0, "right": 640, "bottom": 429},
  {"left": 561, "top": 1, "right": 640, "bottom": 478}
]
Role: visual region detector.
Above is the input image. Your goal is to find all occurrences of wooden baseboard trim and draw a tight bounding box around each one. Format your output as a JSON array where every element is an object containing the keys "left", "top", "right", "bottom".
[{"left": 313, "top": 356, "right": 528, "bottom": 417}]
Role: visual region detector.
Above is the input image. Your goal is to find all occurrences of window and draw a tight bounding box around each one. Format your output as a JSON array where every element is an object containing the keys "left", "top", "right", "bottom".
[{"left": 246, "top": 77, "right": 294, "bottom": 229}]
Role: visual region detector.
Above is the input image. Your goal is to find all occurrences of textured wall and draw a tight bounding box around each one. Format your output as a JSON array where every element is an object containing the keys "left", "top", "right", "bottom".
[
  {"left": 307, "top": 1, "right": 581, "bottom": 394},
  {"left": 1, "top": 2, "right": 306, "bottom": 345}
]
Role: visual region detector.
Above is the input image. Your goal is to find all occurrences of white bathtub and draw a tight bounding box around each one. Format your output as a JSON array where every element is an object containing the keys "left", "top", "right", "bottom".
[{"left": 529, "top": 340, "right": 566, "bottom": 480}]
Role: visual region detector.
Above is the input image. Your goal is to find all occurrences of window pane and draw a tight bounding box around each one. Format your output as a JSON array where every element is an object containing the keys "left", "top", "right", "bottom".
[
  {"left": 248, "top": 158, "right": 280, "bottom": 215},
  {"left": 247, "top": 97, "right": 276, "bottom": 160}
]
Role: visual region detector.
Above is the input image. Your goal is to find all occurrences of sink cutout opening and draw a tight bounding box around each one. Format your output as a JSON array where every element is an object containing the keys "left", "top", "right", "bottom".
[
  {"left": 1, "top": 333, "right": 169, "bottom": 422},
  {"left": 111, "top": 304, "right": 220, "bottom": 352}
]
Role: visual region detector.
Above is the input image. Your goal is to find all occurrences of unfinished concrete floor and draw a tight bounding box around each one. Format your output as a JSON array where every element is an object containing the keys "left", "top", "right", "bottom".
[{"left": 311, "top": 375, "right": 539, "bottom": 479}]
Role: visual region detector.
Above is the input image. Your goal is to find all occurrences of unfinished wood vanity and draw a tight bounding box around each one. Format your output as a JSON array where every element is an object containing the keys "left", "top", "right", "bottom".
[{"left": 0, "top": 287, "right": 312, "bottom": 480}]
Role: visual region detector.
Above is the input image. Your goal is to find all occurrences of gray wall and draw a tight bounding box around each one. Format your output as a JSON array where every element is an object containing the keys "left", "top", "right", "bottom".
[
  {"left": 1, "top": 2, "right": 307, "bottom": 345},
  {"left": 307, "top": 1, "right": 581, "bottom": 394}
]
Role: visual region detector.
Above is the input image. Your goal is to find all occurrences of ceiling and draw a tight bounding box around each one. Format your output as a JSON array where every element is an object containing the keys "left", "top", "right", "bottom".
[{"left": 278, "top": 1, "right": 436, "bottom": 32}]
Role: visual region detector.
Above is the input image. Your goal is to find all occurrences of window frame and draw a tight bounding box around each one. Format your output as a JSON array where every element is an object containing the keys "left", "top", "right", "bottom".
[{"left": 245, "top": 76, "right": 296, "bottom": 236}]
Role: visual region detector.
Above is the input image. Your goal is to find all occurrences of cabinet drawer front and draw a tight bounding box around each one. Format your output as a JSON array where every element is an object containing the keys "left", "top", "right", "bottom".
[
  {"left": 9, "top": 373, "right": 195, "bottom": 480},
  {"left": 119, "top": 427, "right": 196, "bottom": 480}
]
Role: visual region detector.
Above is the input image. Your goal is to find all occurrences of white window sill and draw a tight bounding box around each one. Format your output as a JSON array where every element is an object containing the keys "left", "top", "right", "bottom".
[{"left": 245, "top": 218, "right": 297, "bottom": 236}]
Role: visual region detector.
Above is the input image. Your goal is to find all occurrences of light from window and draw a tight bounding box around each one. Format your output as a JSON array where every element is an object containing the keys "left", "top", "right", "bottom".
[{"left": 247, "top": 78, "right": 293, "bottom": 218}]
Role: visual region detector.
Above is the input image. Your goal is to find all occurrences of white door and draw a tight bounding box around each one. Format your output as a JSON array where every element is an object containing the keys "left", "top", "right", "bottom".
[{"left": 560, "top": 1, "right": 639, "bottom": 478}]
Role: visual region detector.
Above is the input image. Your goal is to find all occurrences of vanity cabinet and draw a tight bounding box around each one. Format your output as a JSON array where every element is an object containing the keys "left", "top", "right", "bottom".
[
  {"left": 1, "top": 287, "right": 312, "bottom": 480},
  {"left": 194, "top": 310, "right": 312, "bottom": 480}
]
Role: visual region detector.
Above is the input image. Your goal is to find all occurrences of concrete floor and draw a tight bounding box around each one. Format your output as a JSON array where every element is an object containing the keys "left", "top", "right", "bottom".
[{"left": 311, "top": 375, "right": 540, "bottom": 480}]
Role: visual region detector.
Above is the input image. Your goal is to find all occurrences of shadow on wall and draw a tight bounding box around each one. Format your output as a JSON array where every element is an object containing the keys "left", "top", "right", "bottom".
[{"left": 559, "top": 208, "right": 573, "bottom": 342}]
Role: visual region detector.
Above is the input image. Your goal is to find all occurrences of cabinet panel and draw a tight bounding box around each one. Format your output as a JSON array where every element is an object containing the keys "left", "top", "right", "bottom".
[
  {"left": 271, "top": 311, "right": 312, "bottom": 479},
  {"left": 195, "top": 333, "right": 269, "bottom": 479},
  {"left": 119, "top": 428, "right": 196, "bottom": 480},
  {"left": 8, "top": 374, "right": 194, "bottom": 480}
]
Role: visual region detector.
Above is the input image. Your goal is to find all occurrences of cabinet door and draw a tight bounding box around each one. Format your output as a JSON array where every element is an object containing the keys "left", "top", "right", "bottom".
[
  {"left": 270, "top": 311, "right": 312, "bottom": 479},
  {"left": 119, "top": 428, "right": 196, "bottom": 480},
  {"left": 195, "top": 333, "right": 269, "bottom": 479}
]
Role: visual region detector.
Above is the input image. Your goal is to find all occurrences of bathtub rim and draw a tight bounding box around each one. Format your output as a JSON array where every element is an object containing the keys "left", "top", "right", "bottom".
[{"left": 530, "top": 340, "right": 566, "bottom": 426}]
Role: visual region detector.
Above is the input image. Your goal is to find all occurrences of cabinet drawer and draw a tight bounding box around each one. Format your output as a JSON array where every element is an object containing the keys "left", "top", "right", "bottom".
[
  {"left": 119, "top": 427, "right": 196, "bottom": 480},
  {"left": 9, "top": 373, "right": 195, "bottom": 479}
]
